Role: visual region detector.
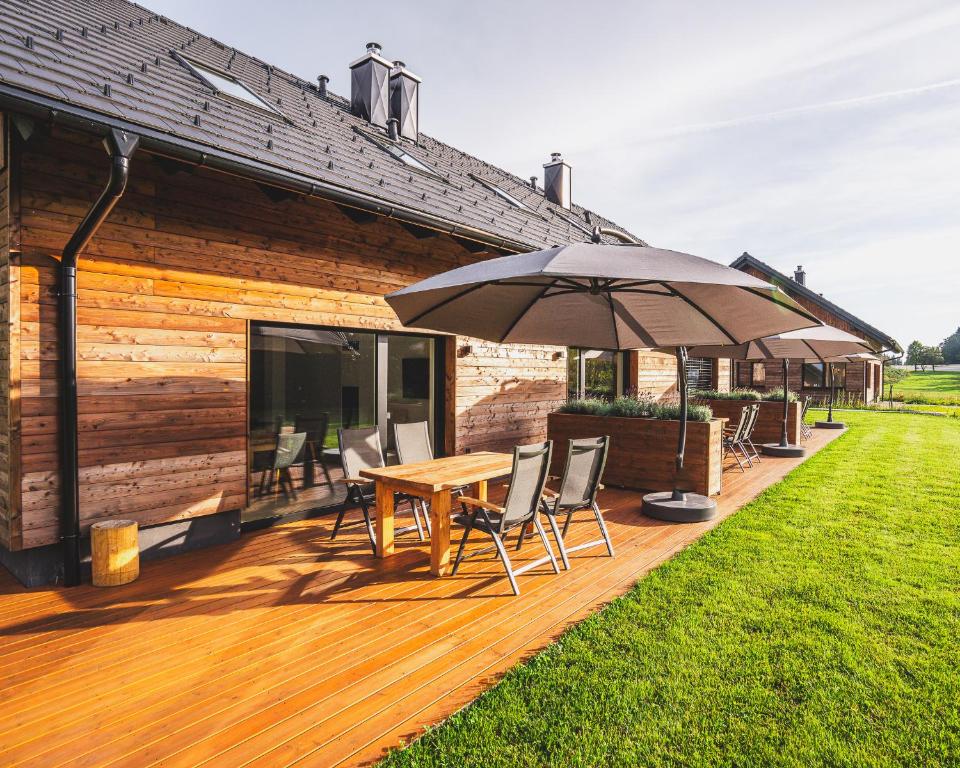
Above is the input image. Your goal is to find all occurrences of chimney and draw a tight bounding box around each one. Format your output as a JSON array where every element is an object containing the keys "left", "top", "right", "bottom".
[
  {"left": 389, "top": 60, "right": 421, "bottom": 141},
  {"left": 543, "top": 152, "right": 571, "bottom": 209},
  {"left": 317, "top": 74, "right": 329, "bottom": 97},
  {"left": 794, "top": 265, "right": 806, "bottom": 286},
  {"left": 350, "top": 42, "right": 390, "bottom": 127}
]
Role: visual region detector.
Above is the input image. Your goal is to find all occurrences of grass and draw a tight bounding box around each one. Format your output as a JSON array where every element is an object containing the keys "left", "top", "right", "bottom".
[
  {"left": 892, "top": 370, "right": 960, "bottom": 406},
  {"left": 382, "top": 411, "right": 960, "bottom": 767}
]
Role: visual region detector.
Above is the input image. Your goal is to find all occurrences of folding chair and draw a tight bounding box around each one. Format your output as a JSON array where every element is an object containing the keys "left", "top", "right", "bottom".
[
  {"left": 799, "top": 397, "right": 813, "bottom": 440},
  {"left": 332, "top": 427, "right": 427, "bottom": 554},
  {"left": 723, "top": 406, "right": 751, "bottom": 471},
  {"left": 257, "top": 432, "right": 307, "bottom": 499},
  {"left": 740, "top": 403, "right": 762, "bottom": 464},
  {"left": 531, "top": 436, "right": 612, "bottom": 571},
  {"left": 452, "top": 441, "right": 559, "bottom": 595}
]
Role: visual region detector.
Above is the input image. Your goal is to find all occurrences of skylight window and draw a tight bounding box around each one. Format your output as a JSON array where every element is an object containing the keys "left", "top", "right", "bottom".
[
  {"left": 181, "top": 57, "right": 282, "bottom": 116},
  {"left": 384, "top": 143, "right": 439, "bottom": 176},
  {"left": 355, "top": 128, "right": 444, "bottom": 180},
  {"left": 472, "top": 176, "right": 530, "bottom": 211}
]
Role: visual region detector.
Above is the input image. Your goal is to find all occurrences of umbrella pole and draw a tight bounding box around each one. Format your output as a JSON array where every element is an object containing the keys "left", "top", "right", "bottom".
[
  {"left": 762, "top": 358, "right": 807, "bottom": 457},
  {"left": 672, "top": 346, "right": 689, "bottom": 501},
  {"left": 642, "top": 346, "right": 717, "bottom": 522},
  {"left": 815, "top": 361, "right": 846, "bottom": 429},
  {"left": 780, "top": 359, "right": 790, "bottom": 447},
  {"left": 827, "top": 363, "right": 835, "bottom": 422}
]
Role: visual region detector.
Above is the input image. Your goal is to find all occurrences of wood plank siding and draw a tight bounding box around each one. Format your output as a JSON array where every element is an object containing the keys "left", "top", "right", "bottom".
[
  {"left": 0, "top": 112, "right": 15, "bottom": 549},
  {"left": 6, "top": 127, "right": 565, "bottom": 552}
]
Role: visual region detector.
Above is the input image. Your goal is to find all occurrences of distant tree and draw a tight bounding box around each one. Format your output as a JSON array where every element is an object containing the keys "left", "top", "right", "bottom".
[
  {"left": 906, "top": 340, "right": 926, "bottom": 370},
  {"left": 883, "top": 366, "right": 909, "bottom": 387},
  {"left": 922, "top": 346, "right": 945, "bottom": 371},
  {"left": 942, "top": 327, "right": 960, "bottom": 364}
]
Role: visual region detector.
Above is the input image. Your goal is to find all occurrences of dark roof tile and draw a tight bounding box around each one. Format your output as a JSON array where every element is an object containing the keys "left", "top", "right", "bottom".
[{"left": 0, "top": 0, "right": 641, "bottom": 250}]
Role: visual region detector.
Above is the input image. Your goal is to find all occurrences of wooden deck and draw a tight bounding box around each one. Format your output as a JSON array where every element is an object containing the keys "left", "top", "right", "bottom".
[{"left": 0, "top": 428, "right": 841, "bottom": 768}]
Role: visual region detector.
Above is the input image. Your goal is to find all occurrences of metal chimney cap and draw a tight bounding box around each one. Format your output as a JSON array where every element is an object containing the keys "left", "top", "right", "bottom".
[
  {"left": 545, "top": 152, "right": 567, "bottom": 166},
  {"left": 390, "top": 60, "right": 422, "bottom": 82},
  {"left": 350, "top": 43, "right": 393, "bottom": 69}
]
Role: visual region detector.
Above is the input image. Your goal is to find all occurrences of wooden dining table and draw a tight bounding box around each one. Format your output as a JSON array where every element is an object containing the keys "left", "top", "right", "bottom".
[{"left": 360, "top": 451, "right": 513, "bottom": 576}]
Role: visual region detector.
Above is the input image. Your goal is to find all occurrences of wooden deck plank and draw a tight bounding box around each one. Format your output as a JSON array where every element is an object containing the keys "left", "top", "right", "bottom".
[{"left": 0, "top": 428, "right": 840, "bottom": 768}]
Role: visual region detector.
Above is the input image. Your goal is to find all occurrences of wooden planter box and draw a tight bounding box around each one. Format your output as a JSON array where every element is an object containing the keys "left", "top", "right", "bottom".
[
  {"left": 696, "top": 399, "right": 800, "bottom": 445},
  {"left": 547, "top": 412, "right": 723, "bottom": 497}
]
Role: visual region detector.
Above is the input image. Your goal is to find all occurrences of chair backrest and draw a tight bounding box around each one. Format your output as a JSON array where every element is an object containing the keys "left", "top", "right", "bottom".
[
  {"left": 338, "top": 427, "right": 385, "bottom": 480},
  {"left": 557, "top": 436, "right": 609, "bottom": 508},
  {"left": 393, "top": 421, "right": 434, "bottom": 465},
  {"left": 742, "top": 404, "right": 760, "bottom": 440},
  {"left": 273, "top": 432, "right": 307, "bottom": 470},
  {"left": 500, "top": 441, "right": 553, "bottom": 530},
  {"left": 295, "top": 413, "right": 330, "bottom": 449},
  {"left": 800, "top": 397, "right": 811, "bottom": 417},
  {"left": 731, "top": 406, "right": 750, "bottom": 441}
]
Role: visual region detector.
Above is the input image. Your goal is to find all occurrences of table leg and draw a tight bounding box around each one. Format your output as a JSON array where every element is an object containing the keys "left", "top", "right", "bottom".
[
  {"left": 471, "top": 479, "right": 488, "bottom": 501},
  {"left": 376, "top": 481, "right": 394, "bottom": 558},
  {"left": 429, "top": 490, "right": 452, "bottom": 576}
]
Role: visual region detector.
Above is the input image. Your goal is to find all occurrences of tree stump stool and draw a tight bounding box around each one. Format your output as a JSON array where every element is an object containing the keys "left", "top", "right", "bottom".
[{"left": 91, "top": 520, "right": 140, "bottom": 587}]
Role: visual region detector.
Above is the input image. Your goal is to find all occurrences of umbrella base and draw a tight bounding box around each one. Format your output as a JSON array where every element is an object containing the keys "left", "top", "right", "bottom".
[
  {"left": 761, "top": 442, "right": 806, "bottom": 458},
  {"left": 642, "top": 491, "right": 717, "bottom": 523},
  {"left": 815, "top": 420, "right": 845, "bottom": 429}
]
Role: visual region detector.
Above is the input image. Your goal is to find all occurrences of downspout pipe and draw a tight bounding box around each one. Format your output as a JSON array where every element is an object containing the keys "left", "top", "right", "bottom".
[{"left": 60, "top": 128, "right": 139, "bottom": 586}]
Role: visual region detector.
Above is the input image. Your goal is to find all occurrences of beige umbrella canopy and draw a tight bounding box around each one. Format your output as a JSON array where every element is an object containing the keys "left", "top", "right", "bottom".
[
  {"left": 688, "top": 325, "right": 874, "bottom": 454},
  {"left": 387, "top": 242, "right": 822, "bottom": 524}
]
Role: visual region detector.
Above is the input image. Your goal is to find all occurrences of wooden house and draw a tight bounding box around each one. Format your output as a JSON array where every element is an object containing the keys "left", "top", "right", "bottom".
[
  {"left": 0, "top": 0, "right": 650, "bottom": 584},
  {"left": 728, "top": 254, "right": 900, "bottom": 402}
]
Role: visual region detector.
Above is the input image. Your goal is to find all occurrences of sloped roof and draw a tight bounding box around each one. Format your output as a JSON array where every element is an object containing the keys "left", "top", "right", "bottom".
[
  {"left": 730, "top": 252, "right": 901, "bottom": 353},
  {"left": 0, "top": 0, "right": 641, "bottom": 250}
]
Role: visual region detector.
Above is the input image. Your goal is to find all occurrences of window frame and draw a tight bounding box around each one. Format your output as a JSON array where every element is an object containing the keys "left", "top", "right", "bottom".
[
  {"left": 178, "top": 55, "right": 285, "bottom": 117},
  {"left": 355, "top": 128, "right": 446, "bottom": 181},
  {"left": 470, "top": 174, "right": 531, "bottom": 211},
  {"left": 802, "top": 362, "right": 826, "bottom": 389},
  {"left": 567, "top": 348, "right": 624, "bottom": 401}
]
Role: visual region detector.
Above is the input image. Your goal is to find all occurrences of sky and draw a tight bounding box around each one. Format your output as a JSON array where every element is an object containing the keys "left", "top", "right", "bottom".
[{"left": 147, "top": 0, "right": 960, "bottom": 349}]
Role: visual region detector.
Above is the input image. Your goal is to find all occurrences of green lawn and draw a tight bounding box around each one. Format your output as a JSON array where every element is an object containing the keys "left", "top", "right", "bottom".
[
  {"left": 893, "top": 370, "right": 960, "bottom": 406},
  {"left": 381, "top": 411, "right": 960, "bottom": 767}
]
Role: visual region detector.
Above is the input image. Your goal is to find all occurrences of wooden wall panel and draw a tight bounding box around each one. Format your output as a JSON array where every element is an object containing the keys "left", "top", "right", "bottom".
[
  {"left": 631, "top": 350, "right": 678, "bottom": 401},
  {"left": 11, "top": 127, "right": 566, "bottom": 549},
  {"left": 454, "top": 340, "right": 566, "bottom": 455},
  {"left": 0, "top": 113, "right": 11, "bottom": 549}
]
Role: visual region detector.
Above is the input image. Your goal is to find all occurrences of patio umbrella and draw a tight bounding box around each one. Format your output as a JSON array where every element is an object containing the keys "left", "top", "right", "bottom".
[
  {"left": 816, "top": 352, "right": 881, "bottom": 429},
  {"left": 386, "top": 242, "right": 822, "bottom": 523},
  {"left": 689, "top": 325, "right": 875, "bottom": 457}
]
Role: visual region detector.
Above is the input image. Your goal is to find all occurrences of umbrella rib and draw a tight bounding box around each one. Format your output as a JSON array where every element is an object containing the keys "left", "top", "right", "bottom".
[
  {"left": 742, "top": 286, "right": 823, "bottom": 328},
  {"left": 802, "top": 339, "right": 824, "bottom": 362},
  {"left": 404, "top": 282, "right": 487, "bottom": 327},
  {"left": 498, "top": 280, "right": 557, "bottom": 343},
  {"left": 668, "top": 284, "right": 739, "bottom": 345}
]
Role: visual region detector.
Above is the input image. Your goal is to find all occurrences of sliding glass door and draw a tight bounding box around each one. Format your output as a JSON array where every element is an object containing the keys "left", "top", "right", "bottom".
[{"left": 247, "top": 323, "right": 440, "bottom": 522}]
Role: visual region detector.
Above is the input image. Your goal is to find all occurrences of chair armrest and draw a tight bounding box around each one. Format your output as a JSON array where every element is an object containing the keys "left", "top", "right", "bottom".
[
  {"left": 541, "top": 487, "right": 559, "bottom": 499},
  {"left": 341, "top": 476, "right": 370, "bottom": 485},
  {"left": 458, "top": 496, "right": 505, "bottom": 514}
]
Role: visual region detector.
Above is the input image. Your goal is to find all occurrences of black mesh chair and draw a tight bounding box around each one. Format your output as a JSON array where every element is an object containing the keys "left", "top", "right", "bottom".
[
  {"left": 332, "top": 427, "right": 427, "bottom": 554},
  {"left": 393, "top": 420, "right": 467, "bottom": 537},
  {"left": 295, "top": 414, "right": 333, "bottom": 489},
  {"left": 532, "top": 436, "right": 611, "bottom": 570},
  {"left": 392, "top": 421, "right": 433, "bottom": 536},
  {"left": 451, "top": 441, "right": 559, "bottom": 596},
  {"left": 257, "top": 432, "right": 307, "bottom": 499}
]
